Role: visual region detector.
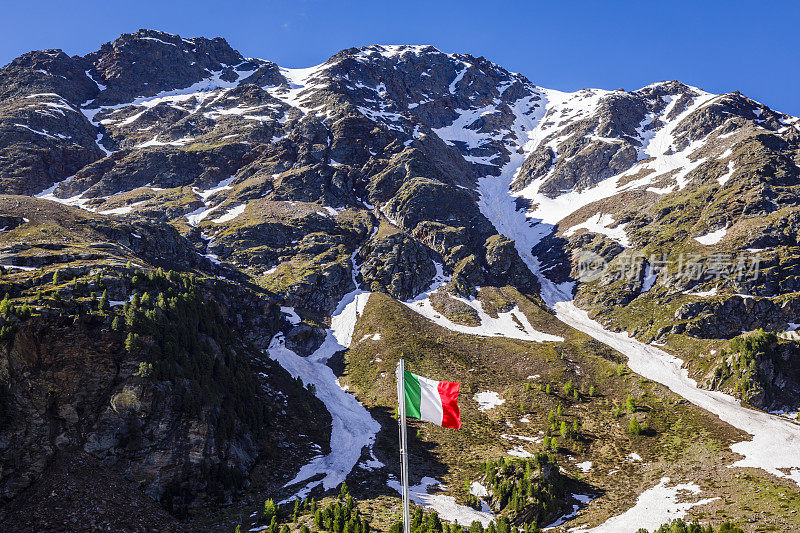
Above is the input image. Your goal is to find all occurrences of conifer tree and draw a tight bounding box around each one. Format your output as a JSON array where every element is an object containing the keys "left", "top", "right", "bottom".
[
  {"left": 293, "top": 498, "right": 301, "bottom": 522},
  {"left": 626, "top": 396, "right": 636, "bottom": 413},
  {"left": 262, "top": 499, "right": 277, "bottom": 523},
  {"left": 100, "top": 289, "right": 110, "bottom": 313}
]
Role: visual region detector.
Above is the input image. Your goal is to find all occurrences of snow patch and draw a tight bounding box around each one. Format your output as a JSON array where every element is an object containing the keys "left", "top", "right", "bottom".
[
  {"left": 573, "top": 478, "right": 717, "bottom": 533},
  {"left": 641, "top": 264, "right": 658, "bottom": 292},
  {"left": 718, "top": 160, "right": 736, "bottom": 185},
  {"left": 470, "top": 481, "right": 489, "bottom": 498},
  {"left": 507, "top": 446, "right": 533, "bottom": 458},
  {"left": 564, "top": 213, "right": 630, "bottom": 247},
  {"left": 474, "top": 391, "right": 505, "bottom": 411},
  {"left": 211, "top": 204, "right": 246, "bottom": 223},
  {"left": 404, "top": 288, "right": 563, "bottom": 343},
  {"left": 388, "top": 477, "right": 494, "bottom": 527},
  {"left": 280, "top": 306, "right": 302, "bottom": 325},
  {"left": 694, "top": 226, "right": 727, "bottom": 245},
  {"left": 686, "top": 287, "right": 718, "bottom": 297}
]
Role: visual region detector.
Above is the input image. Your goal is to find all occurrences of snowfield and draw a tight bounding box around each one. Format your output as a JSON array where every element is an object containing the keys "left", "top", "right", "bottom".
[
  {"left": 404, "top": 291, "right": 563, "bottom": 342},
  {"left": 388, "top": 476, "right": 494, "bottom": 527},
  {"left": 570, "top": 478, "right": 718, "bottom": 533},
  {"left": 267, "top": 278, "right": 380, "bottom": 500},
  {"left": 564, "top": 213, "right": 630, "bottom": 247},
  {"left": 211, "top": 203, "right": 246, "bottom": 223}
]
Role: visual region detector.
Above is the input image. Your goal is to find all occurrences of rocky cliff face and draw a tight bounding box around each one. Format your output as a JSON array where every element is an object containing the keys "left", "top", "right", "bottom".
[
  {"left": 0, "top": 197, "right": 330, "bottom": 523},
  {"left": 2, "top": 28, "right": 800, "bottom": 528}
]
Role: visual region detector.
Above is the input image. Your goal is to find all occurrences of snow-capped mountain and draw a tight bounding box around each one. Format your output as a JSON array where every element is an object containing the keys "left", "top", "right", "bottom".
[{"left": 2, "top": 29, "right": 800, "bottom": 531}]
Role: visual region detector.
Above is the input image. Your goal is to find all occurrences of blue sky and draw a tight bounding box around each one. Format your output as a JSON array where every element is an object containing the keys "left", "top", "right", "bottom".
[{"left": 2, "top": 0, "right": 798, "bottom": 114}]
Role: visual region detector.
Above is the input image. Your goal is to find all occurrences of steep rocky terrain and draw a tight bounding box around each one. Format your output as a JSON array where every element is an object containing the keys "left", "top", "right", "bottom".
[{"left": 1, "top": 29, "right": 800, "bottom": 531}]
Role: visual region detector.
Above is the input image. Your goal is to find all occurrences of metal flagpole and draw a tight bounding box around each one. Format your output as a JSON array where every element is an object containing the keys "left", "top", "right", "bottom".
[{"left": 396, "top": 359, "right": 411, "bottom": 533}]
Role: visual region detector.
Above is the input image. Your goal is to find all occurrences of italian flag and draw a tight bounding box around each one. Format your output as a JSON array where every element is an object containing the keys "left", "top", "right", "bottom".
[{"left": 402, "top": 370, "right": 461, "bottom": 429}]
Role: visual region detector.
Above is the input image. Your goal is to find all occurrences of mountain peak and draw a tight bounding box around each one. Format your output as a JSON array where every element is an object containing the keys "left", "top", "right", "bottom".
[{"left": 2, "top": 29, "right": 800, "bottom": 533}]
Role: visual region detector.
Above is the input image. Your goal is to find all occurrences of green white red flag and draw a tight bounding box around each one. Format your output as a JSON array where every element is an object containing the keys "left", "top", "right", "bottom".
[{"left": 401, "top": 370, "right": 461, "bottom": 429}]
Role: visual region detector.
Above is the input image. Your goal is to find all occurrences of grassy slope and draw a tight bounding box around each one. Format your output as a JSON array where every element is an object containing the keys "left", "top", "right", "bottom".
[{"left": 337, "top": 289, "right": 800, "bottom": 531}]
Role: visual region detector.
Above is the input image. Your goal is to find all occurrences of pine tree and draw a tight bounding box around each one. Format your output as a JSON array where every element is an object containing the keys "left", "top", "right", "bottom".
[
  {"left": 293, "top": 498, "right": 301, "bottom": 522},
  {"left": 262, "top": 499, "right": 277, "bottom": 523},
  {"left": 625, "top": 395, "right": 636, "bottom": 413},
  {"left": 100, "top": 289, "right": 110, "bottom": 313},
  {"left": 629, "top": 417, "right": 642, "bottom": 435},
  {"left": 125, "top": 333, "right": 138, "bottom": 354}
]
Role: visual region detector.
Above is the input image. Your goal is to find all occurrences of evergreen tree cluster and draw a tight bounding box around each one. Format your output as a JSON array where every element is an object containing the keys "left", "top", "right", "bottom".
[
  {"left": 713, "top": 329, "right": 778, "bottom": 399},
  {"left": 311, "top": 495, "right": 370, "bottom": 533},
  {"left": 390, "top": 509, "right": 539, "bottom": 533},
  {"left": 248, "top": 483, "right": 371, "bottom": 533},
  {"left": 0, "top": 293, "right": 31, "bottom": 341},
  {"left": 641, "top": 519, "right": 744, "bottom": 533},
  {"left": 466, "top": 454, "right": 565, "bottom": 528},
  {"left": 119, "top": 268, "right": 269, "bottom": 440}
]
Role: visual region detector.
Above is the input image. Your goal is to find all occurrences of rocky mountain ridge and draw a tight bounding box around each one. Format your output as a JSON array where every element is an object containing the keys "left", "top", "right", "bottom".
[{"left": 2, "top": 29, "right": 800, "bottom": 531}]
